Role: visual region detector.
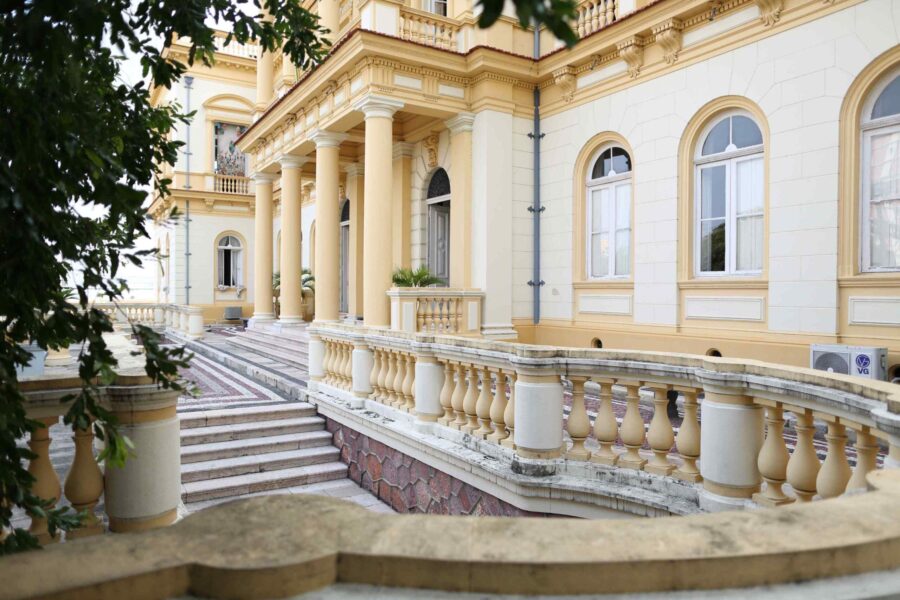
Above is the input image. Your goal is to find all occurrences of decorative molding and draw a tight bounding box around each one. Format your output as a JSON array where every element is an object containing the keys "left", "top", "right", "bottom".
[
  {"left": 848, "top": 297, "right": 900, "bottom": 327},
  {"left": 309, "top": 129, "right": 348, "bottom": 148},
  {"left": 755, "top": 0, "right": 783, "bottom": 26},
  {"left": 578, "top": 294, "right": 633, "bottom": 316},
  {"left": 352, "top": 94, "right": 405, "bottom": 119},
  {"left": 445, "top": 112, "right": 475, "bottom": 135},
  {"left": 684, "top": 296, "right": 765, "bottom": 322},
  {"left": 552, "top": 66, "right": 577, "bottom": 103},
  {"left": 393, "top": 141, "right": 415, "bottom": 160},
  {"left": 616, "top": 36, "right": 646, "bottom": 79},
  {"left": 204, "top": 198, "right": 215, "bottom": 210},
  {"left": 653, "top": 18, "right": 684, "bottom": 65},
  {"left": 423, "top": 134, "right": 439, "bottom": 170}
]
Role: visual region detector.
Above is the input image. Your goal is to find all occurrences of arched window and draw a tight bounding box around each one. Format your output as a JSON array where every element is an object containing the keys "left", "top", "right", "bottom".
[
  {"left": 427, "top": 168, "right": 451, "bottom": 199},
  {"left": 426, "top": 168, "right": 451, "bottom": 285},
  {"left": 693, "top": 111, "right": 764, "bottom": 275},
  {"left": 586, "top": 146, "right": 632, "bottom": 278},
  {"left": 861, "top": 69, "right": 900, "bottom": 271},
  {"left": 217, "top": 235, "right": 243, "bottom": 287}
]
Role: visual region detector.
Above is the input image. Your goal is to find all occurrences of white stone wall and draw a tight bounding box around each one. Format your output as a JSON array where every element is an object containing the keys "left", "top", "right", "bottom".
[
  {"left": 538, "top": 0, "right": 900, "bottom": 333},
  {"left": 512, "top": 115, "right": 535, "bottom": 321}
]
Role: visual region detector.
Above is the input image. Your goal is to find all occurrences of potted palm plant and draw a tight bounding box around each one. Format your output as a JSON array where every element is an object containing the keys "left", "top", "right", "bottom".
[
  {"left": 391, "top": 265, "right": 443, "bottom": 288},
  {"left": 273, "top": 269, "right": 316, "bottom": 321}
]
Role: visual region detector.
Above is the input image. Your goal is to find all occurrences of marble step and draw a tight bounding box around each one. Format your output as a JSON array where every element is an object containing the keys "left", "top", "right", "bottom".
[
  {"left": 181, "top": 446, "right": 340, "bottom": 483},
  {"left": 180, "top": 430, "right": 335, "bottom": 464},
  {"left": 237, "top": 328, "right": 311, "bottom": 351},
  {"left": 226, "top": 335, "right": 310, "bottom": 369},
  {"left": 181, "top": 461, "right": 348, "bottom": 503},
  {"left": 179, "top": 403, "right": 316, "bottom": 429},
  {"left": 180, "top": 416, "right": 325, "bottom": 446}
]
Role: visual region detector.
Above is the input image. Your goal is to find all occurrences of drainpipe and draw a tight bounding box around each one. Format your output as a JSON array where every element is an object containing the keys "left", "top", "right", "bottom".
[
  {"left": 527, "top": 27, "right": 545, "bottom": 325},
  {"left": 183, "top": 76, "right": 193, "bottom": 305}
]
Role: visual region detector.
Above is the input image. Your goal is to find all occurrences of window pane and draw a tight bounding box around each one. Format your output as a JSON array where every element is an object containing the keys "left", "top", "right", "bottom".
[
  {"left": 872, "top": 76, "right": 900, "bottom": 120},
  {"left": 223, "top": 250, "right": 233, "bottom": 286},
  {"left": 590, "top": 189, "right": 605, "bottom": 232},
  {"left": 736, "top": 215, "right": 763, "bottom": 271},
  {"left": 870, "top": 199, "right": 900, "bottom": 269},
  {"left": 732, "top": 115, "right": 763, "bottom": 149},
  {"left": 615, "top": 183, "right": 630, "bottom": 228},
  {"left": 591, "top": 233, "right": 609, "bottom": 277},
  {"left": 213, "top": 122, "right": 247, "bottom": 176},
  {"left": 870, "top": 131, "right": 900, "bottom": 202},
  {"left": 615, "top": 230, "right": 630, "bottom": 275},
  {"left": 427, "top": 168, "right": 451, "bottom": 198},
  {"left": 701, "top": 118, "right": 730, "bottom": 156},
  {"left": 611, "top": 147, "right": 631, "bottom": 174},
  {"left": 700, "top": 219, "right": 726, "bottom": 272},
  {"left": 735, "top": 157, "right": 764, "bottom": 215},
  {"left": 217, "top": 249, "right": 225, "bottom": 285},
  {"left": 600, "top": 188, "right": 612, "bottom": 233},
  {"left": 700, "top": 165, "right": 727, "bottom": 219}
]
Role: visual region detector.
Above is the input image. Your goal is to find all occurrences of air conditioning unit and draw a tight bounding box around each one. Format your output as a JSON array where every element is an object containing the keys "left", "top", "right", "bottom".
[{"left": 810, "top": 344, "right": 887, "bottom": 380}]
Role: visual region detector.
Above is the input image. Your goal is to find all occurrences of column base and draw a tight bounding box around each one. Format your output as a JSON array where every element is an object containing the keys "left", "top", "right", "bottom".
[
  {"left": 273, "top": 318, "right": 306, "bottom": 330},
  {"left": 752, "top": 491, "right": 795, "bottom": 508},
  {"left": 699, "top": 480, "right": 758, "bottom": 512},
  {"left": 248, "top": 314, "right": 275, "bottom": 329}
]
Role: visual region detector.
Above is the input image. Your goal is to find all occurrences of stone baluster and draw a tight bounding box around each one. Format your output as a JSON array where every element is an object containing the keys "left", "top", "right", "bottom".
[
  {"left": 645, "top": 384, "right": 675, "bottom": 475},
  {"left": 816, "top": 420, "right": 852, "bottom": 499},
  {"left": 455, "top": 299, "right": 463, "bottom": 333},
  {"left": 501, "top": 371, "right": 517, "bottom": 448},
  {"left": 442, "top": 299, "right": 452, "bottom": 332},
  {"left": 591, "top": 379, "right": 618, "bottom": 465},
  {"left": 618, "top": 381, "right": 647, "bottom": 470},
  {"left": 474, "top": 366, "right": 494, "bottom": 438},
  {"left": 335, "top": 343, "right": 345, "bottom": 388},
  {"left": 321, "top": 340, "right": 331, "bottom": 384},
  {"left": 391, "top": 352, "right": 406, "bottom": 408},
  {"left": 369, "top": 349, "right": 382, "bottom": 401},
  {"left": 343, "top": 343, "right": 353, "bottom": 389},
  {"left": 753, "top": 404, "right": 793, "bottom": 506},
  {"left": 786, "top": 409, "right": 820, "bottom": 502},
  {"left": 401, "top": 353, "right": 415, "bottom": 412},
  {"left": 417, "top": 299, "right": 426, "bottom": 332},
  {"left": 847, "top": 427, "right": 879, "bottom": 492},
  {"left": 593, "top": 0, "right": 602, "bottom": 30},
  {"left": 64, "top": 424, "right": 104, "bottom": 538},
  {"left": 673, "top": 387, "right": 701, "bottom": 481},
  {"left": 576, "top": 5, "right": 585, "bottom": 37},
  {"left": 27, "top": 417, "right": 61, "bottom": 544},
  {"left": 566, "top": 376, "right": 591, "bottom": 461},
  {"left": 487, "top": 368, "right": 509, "bottom": 443},
  {"left": 437, "top": 360, "right": 455, "bottom": 425},
  {"left": 326, "top": 340, "right": 336, "bottom": 385},
  {"left": 462, "top": 364, "right": 480, "bottom": 434},
  {"left": 383, "top": 351, "right": 397, "bottom": 406},
  {"left": 451, "top": 362, "right": 467, "bottom": 429},
  {"left": 607, "top": 0, "right": 616, "bottom": 24}
]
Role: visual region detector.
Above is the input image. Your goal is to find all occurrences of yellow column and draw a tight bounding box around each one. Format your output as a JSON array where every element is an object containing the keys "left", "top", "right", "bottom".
[
  {"left": 252, "top": 173, "right": 277, "bottom": 324},
  {"left": 345, "top": 162, "right": 365, "bottom": 319},
  {"left": 255, "top": 10, "right": 274, "bottom": 117},
  {"left": 311, "top": 131, "right": 347, "bottom": 322},
  {"left": 445, "top": 113, "right": 474, "bottom": 288},
  {"left": 319, "top": 0, "right": 340, "bottom": 41},
  {"left": 354, "top": 95, "right": 404, "bottom": 327},
  {"left": 278, "top": 156, "right": 307, "bottom": 324},
  {"left": 392, "top": 143, "right": 414, "bottom": 269}
]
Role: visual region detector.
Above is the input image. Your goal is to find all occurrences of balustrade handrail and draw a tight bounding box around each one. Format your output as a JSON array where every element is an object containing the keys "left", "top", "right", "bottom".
[{"left": 398, "top": 6, "right": 460, "bottom": 51}]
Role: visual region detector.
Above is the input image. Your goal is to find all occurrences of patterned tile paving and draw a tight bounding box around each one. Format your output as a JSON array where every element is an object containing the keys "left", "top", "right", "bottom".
[{"left": 176, "top": 351, "right": 287, "bottom": 412}]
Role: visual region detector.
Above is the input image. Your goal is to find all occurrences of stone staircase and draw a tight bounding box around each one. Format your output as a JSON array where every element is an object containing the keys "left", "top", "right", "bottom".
[{"left": 179, "top": 402, "right": 348, "bottom": 504}]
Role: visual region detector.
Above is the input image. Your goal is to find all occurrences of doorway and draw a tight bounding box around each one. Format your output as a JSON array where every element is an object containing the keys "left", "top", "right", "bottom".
[
  {"left": 425, "top": 168, "right": 451, "bottom": 286},
  {"left": 339, "top": 199, "right": 350, "bottom": 314}
]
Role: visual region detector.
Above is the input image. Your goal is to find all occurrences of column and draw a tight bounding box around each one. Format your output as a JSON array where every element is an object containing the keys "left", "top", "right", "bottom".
[
  {"left": 445, "top": 113, "right": 474, "bottom": 288},
  {"left": 392, "top": 142, "right": 414, "bottom": 269},
  {"left": 354, "top": 95, "right": 404, "bottom": 327},
  {"left": 255, "top": 10, "right": 274, "bottom": 117},
  {"left": 345, "top": 162, "right": 365, "bottom": 319},
  {"left": 469, "top": 110, "right": 516, "bottom": 339},
  {"left": 513, "top": 371, "right": 563, "bottom": 460},
  {"left": 319, "top": 0, "right": 340, "bottom": 41},
  {"left": 251, "top": 173, "right": 277, "bottom": 325},
  {"left": 278, "top": 156, "right": 307, "bottom": 324},
  {"left": 311, "top": 130, "right": 347, "bottom": 322},
  {"left": 699, "top": 383, "right": 764, "bottom": 511}
]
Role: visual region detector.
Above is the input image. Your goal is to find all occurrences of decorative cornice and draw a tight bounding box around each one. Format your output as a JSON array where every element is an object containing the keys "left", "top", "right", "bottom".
[
  {"left": 552, "top": 66, "right": 577, "bottom": 103},
  {"left": 344, "top": 162, "right": 364, "bottom": 177},
  {"left": 278, "top": 155, "right": 309, "bottom": 168},
  {"left": 352, "top": 95, "right": 405, "bottom": 119},
  {"left": 444, "top": 112, "right": 475, "bottom": 134},
  {"left": 252, "top": 172, "right": 279, "bottom": 183},
  {"left": 616, "top": 36, "right": 646, "bottom": 79},
  {"left": 755, "top": 0, "right": 783, "bottom": 26},
  {"left": 653, "top": 18, "right": 683, "bottom": 65},
  {"left": 392, "top": 142, "right": 416, "bottom": 160}
]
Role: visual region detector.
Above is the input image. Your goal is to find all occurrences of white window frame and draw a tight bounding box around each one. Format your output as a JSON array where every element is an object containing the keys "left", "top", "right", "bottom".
[
  {"left": 860, "top": 68, "right": 900, "bottom": 273},
  {"left": 693, "top": 111, "right": 764, "bottom": 277},
  {"left": 217, "top": 235, "right": 243, "bottom": 288},
  {"left": 585, "top": 146, "right": 632, "bottom": 280}
]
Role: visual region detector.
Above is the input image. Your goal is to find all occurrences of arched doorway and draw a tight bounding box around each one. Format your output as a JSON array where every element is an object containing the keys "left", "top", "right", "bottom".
[
  {"left": 426, "top": 168, "right": 450, "bottom": 286},
  {"left": 339, "top": 199, "right": 350, "bottom": 314}
]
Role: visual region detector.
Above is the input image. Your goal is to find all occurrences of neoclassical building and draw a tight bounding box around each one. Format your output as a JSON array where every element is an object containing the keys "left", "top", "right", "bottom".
[{"left": 155, "top": 0, "right": 900, "bottom": 373}]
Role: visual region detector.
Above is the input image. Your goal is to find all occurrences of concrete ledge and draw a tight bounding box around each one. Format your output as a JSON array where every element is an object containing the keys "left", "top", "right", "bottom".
[{"left": 4, "top": 469, "right": 900, "bottom": 599}]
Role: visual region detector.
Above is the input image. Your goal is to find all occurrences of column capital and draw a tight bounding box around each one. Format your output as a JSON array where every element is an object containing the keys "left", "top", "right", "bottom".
[
  {"left": 310, "top": 129, "right": 349, "bottom": 148},
  {"left": 392, "top": 142, "right": 415, "bottom": 160},
  {"left": 445, "top": 112, "right": 475, "bottom": 134},
  {"left": 344, "top": 162, "right": 365, "bottom": 177},
  {"left": 353, "top": 95, "right": 404, "bottom": 120},
  {"left": 252, "top": 172, "right": 279, "bottom": 183},
  {"left": 279, "top": 155, "right": 309, "bottom": 169}
]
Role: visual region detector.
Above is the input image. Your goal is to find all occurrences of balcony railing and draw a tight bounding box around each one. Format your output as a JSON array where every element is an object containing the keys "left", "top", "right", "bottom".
[
  {"left": 575, "top": 0, "right": 618, "bottom": 38},
  {"left": 212, "top": 31, "right": 259, "bottom": 59},
  {"left": 213, "top": 173, "right": 250, "bottom": 195},
  {"left": 311, "top": 323, "right": 900, "bottom": 508},
  {"left": 398, "top": 7, "right": 460, "bottom": 51},
  {"left": 170, "top": 171, "right": 252, "bottom": 196},
  {"left": 387, "top": 288, "right": 483, "bottom": 335}
]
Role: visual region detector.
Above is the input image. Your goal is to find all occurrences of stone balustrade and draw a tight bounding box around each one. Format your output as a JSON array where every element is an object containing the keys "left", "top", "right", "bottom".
[
  {"left": 398, "top": 7, "right": 460, "bottom": 50},
  {"left": 92, "top": 302, "right": 204, "bottom": 338},
  {"left": 12, "top": 364, "right": 181, "bottom": 544},
  {"left": 211, "top": 173, "right": 250, "bottom": 195},
  {"left": 387, "top": 288, "right": 483, "bottom": 335},
  {"left": 310, "top": 323, "right": 900, "bottom": 511},
  {"left": 574, "top": 0, "right": 618, "bottom": 38}
]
